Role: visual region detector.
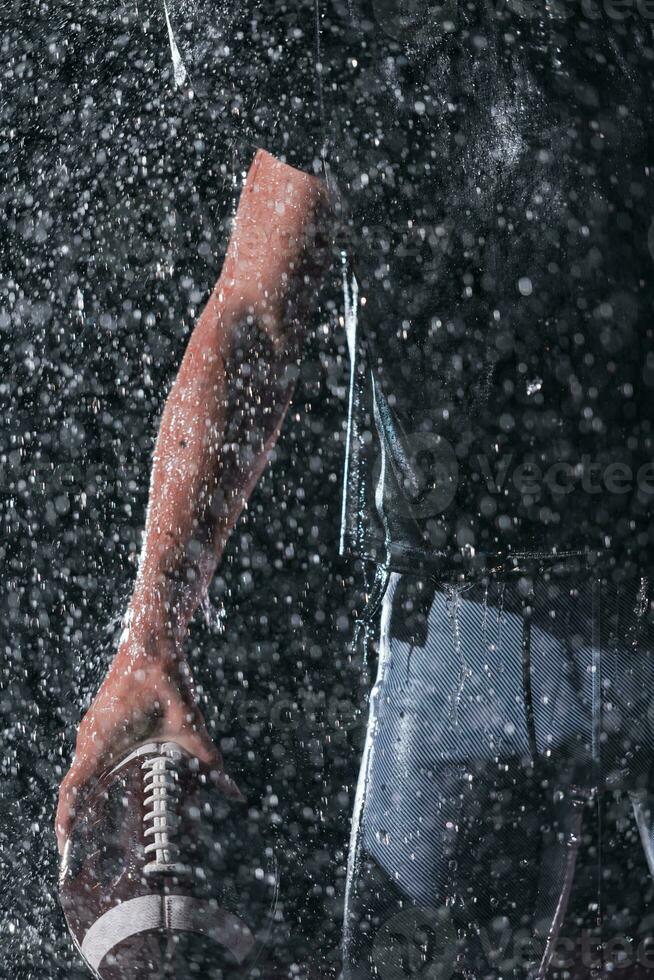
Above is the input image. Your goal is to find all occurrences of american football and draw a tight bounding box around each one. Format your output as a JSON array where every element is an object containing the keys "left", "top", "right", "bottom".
[{"left": 59, "top": 741, "right": 279, "bottom": 979}]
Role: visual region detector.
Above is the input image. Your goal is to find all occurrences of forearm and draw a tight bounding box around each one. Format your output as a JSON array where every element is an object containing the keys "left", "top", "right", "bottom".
[
  {"left": 124, "top": 150, "right": 331, "bottom": 657},
  {"left": 129, "top": 297, "right": 294, "bottom": 645}
]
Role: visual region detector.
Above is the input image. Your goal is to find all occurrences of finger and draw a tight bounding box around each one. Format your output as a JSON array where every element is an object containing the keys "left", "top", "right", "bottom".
[
  {"left": 55, "top": 776, "right": 81, "bottom": 856},
  {"left": 55, "top": 799, "right": 69, "bottom": 856},
  {"left": 55, "top": 756, "right": 103, "bottom": 854},
  {"left": 209, "top": 766, "right": 246, "bottom": 802},
  {"left": 165, "top": 726, "right": 220, "bottom": 766},
  {"left": 154, "top": 712, "right": 243, "bottom": 800},
  {"left": 179, "top": 729, "right": 245, "bottom": 801}
]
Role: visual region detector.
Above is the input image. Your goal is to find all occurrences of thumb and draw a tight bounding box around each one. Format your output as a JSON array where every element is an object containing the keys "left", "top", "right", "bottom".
[
  {"left": 55, "top": 757, "right": 98, "bottom": 857},
  {"left": 155, "top": 693, "right": 245, "bottom": 802},
  {"left": 173, "top": 729, "right": 245, "bottom": 802}
]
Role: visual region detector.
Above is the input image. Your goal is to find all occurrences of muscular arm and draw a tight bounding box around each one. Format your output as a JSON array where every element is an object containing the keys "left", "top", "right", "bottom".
[
  {"left": 56, "top": 149, "right": 332, "bottom": 850},
  {"left": 129, "top": 148, "right": 331, "bottom": 655}
]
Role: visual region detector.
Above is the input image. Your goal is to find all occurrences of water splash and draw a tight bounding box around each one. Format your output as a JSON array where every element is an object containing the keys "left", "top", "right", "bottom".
[
  {"left": 339, "top": 252, "right": 359, "bottom": 556},
  {"left": 342, "top": 572, "right": 393, "bottom": 967},
  {"left": 635, "top": 576, "right": 649, "bottom": 618},
  {"left": 163, "top": 0, "right": 188, "bottom": 87},
  {"left": 201, "top": 594, "right": 225, "bottom": 633},
  {"left": 73, "top": 287, "right": 84, "bottom": 323},
  {"left": 446, "top": 585, "right": 471, "bottom": 728},
  {"left": 481, "top": 582, "right": 504, "bottom": 758}
]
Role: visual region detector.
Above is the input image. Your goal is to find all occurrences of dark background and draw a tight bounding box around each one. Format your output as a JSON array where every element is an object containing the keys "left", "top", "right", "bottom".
[{"left": 2, "top": 2, "right": 654, "bottom": 979}]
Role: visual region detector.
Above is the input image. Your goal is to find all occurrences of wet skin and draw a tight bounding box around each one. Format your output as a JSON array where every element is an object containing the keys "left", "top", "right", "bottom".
[{"left": 55, "top": 149, "right": 333, "bottom": 853}]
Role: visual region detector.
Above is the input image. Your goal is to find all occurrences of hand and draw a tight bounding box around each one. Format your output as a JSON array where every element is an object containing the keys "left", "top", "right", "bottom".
[{"left": 55, "top": 634, "right": 237, "bottom": 856}]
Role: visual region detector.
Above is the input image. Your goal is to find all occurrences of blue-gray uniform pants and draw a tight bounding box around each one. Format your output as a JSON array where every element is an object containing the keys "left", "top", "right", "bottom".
[{"left": 342, "top": 563, "right": 654, "bottom": 979}]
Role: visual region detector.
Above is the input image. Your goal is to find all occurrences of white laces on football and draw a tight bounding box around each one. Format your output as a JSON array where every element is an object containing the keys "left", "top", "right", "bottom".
[{"left": 142, "top": 745, "right": 190, "bottom": 877}]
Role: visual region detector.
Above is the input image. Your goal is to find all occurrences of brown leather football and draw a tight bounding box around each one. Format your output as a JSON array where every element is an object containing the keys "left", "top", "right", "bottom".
[{"left": 59, "top": 741, "right": 279, "bottom": 979}]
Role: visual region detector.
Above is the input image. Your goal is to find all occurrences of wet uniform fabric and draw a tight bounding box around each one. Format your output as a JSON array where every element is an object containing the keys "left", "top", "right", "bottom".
[
  {"left": 163, "top": 0, "right": 654, "bottom": 577},
  {"left": 343, "top": 565, "right": 654, "bottom": 978},
  {"left": 326, "top": 1, "right": 654, "bottom": 578},
  {"left": 166, "top": 0, "right": 654, "bottom": 573}
]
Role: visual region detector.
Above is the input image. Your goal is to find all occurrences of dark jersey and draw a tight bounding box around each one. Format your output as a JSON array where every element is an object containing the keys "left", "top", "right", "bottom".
[
  {"left": 163, "top": 0, "right": 324, "bottom": 174},
  {"left": 331, "top": 0, "right": 654, "bottom": 577},
  {"left": 167, "top": 0, "right": 654, "bottom": 577}
]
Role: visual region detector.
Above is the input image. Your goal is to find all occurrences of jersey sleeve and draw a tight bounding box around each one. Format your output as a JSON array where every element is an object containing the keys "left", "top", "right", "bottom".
[{"left": 162, "top": 0, "right": 324, "bottom": 175}]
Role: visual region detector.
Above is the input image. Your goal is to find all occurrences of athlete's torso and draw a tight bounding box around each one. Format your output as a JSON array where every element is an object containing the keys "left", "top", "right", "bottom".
[
  {"left": 163, "top": 0, "right": 654, "bottom": 575},
  {"left": 325, "top": 0, "right": 654, "bottom": 575}
]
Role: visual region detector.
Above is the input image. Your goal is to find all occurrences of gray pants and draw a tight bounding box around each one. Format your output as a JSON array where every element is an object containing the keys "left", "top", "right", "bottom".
[{"left": 342, "top": 564, "right": 654, "bottom": 979}]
